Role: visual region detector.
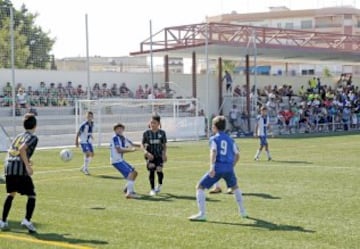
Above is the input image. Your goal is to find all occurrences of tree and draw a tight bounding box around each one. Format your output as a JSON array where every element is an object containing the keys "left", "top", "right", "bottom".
[
  {"left": 0, "top": 0, "right": 55, "bottom": 69},
  {"left": 0, "top": 17, "right": 30, "bottom": 68},
  {"left": 222, "top": 60, "right": 236, "bottom": 74}
]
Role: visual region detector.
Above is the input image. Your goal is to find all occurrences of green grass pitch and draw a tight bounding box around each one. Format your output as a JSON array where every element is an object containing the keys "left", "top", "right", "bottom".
[{"left": 0, "top": 134, "right": 359, "bottom": 249}]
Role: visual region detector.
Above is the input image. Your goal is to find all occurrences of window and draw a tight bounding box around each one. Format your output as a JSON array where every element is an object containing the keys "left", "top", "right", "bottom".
[
  {"left": 301, "top": 20, "right": 313, "bottom": 29},
  {"left": 277, "top": 23, "right": 282, "bottom": 28},
  {"left": 285, "top": 22, "right": 294, "bottom": 29}
]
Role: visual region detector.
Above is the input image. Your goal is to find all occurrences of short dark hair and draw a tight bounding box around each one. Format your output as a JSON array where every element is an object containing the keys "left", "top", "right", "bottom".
[
  {"left": 212, "top": 115, "right": 226, "bottom": 131},
  {"left": 87, "top": 111, "right": 94, "bottom": 116},
  {"left": 152, "top": 114, "right": 161, "bottom": 123},
  {"left": 23, "top": 113, "right": 37, "bottom": 130},
  {"left": 113, "top": 123, "right": 125, "bottom": 131}
]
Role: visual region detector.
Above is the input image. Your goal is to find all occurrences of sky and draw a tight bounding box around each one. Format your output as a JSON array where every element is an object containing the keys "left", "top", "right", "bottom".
[{"left": 11, "top": 0, "right": 359, "bottom": 58}]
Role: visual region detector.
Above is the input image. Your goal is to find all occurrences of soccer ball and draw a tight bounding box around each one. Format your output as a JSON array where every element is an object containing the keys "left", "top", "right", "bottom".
[{"left": 60, "top": 149, "right": 73, "bottom": 162}]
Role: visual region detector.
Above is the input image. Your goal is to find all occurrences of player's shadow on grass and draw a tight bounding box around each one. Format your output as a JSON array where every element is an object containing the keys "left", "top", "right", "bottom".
[
  {"left": 94, "top": 174, "right": 124, "bottom": 180},
  {"left": 136, "top": 193, "right": 220, "bottom": 202},
  {"left": 243, "top": 193, "right": 281, "bottom": 199},
  {"left": 209, "top": 217, "right": 315, "bottom": 233},
  {"left": 31, "top": 232, "right": 109, "bottom": 246},
  {"left": 6, "top": 221, "right": 108, "bottom": 246}
]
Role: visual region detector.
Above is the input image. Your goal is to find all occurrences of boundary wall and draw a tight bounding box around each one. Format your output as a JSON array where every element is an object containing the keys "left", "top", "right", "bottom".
[{"left": 0, "top": 69, "right": 353, "bottom": 117}]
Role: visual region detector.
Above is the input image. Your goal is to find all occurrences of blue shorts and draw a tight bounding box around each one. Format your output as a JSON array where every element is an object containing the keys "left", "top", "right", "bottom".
[
  {"left": 112, "top": 161, "right": 135, "bottom": 178},
  {"left": 259, "top": 136, "right": 268, "bottom": 146},
  {"left": 81, "top": 143, "right": 94, "bottom": 153},
  {"left": 198, "top": 171, "right": 237, "bottom": 189}
]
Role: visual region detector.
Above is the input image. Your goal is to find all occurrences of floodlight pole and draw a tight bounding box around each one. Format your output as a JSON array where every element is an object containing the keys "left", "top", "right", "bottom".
[
  {"left": 10, "top": 7, "right": 16, "bottom": 137},
  {"left": 85, "top": 14, "right": 91, "bottom": 100},
  {"left": 252, "top": 29, "right": 257, "bottom": 102},
  {"left": 205, "top": 23, "right": 211, "bottom": 137},
  {"left": 150, "top": 19, "right": 155, "bottom": 113},
  {"left": 150, "top": 20, "right": 154, "bottom": 91}
]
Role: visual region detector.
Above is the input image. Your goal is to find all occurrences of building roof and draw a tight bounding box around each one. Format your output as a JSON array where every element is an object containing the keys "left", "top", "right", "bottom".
[
  {"left": 207, "top": 6, "right": 360, "bottom": 22},
  {"left": 130, "top": 22, "right": 360, "bottom": 64}
]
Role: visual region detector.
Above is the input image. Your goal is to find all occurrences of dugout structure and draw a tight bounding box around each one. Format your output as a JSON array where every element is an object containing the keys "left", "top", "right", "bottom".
[{"left": 75, "top": 98, "right": 206, "bottom": 146}]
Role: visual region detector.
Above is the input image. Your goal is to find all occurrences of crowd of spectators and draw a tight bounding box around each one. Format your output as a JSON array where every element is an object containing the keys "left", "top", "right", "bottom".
[
  {"left": 2, "top": 75, "right": 360, "bottom": 133},
  {"left": 248, "top": 74, "right": 360, "bottom": 133},
  {"left": 0, "top": 81, "right": 176, "bottom": 109}
]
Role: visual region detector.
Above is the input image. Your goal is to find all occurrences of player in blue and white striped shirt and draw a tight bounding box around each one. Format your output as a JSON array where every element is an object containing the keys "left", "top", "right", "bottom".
[
  {"left": 75, "top": 111, "right": 94, "bottom": 175},
  {"left": 110, "top": 123, "right": 140, "bottom": 199},
  {"left": 254, "top": 106, "right": 272, "bottom": 161}
]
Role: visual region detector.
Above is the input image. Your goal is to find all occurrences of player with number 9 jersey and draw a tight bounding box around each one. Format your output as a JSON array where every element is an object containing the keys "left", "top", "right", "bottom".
[
  {"left": 209, "top": 132, "right": 238, "bottom": 173},
  {"left": 188, "top": 116, "right": 247, "bottom": 221}
]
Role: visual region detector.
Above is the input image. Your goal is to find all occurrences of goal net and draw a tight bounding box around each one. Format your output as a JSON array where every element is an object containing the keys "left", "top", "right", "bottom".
[
  {"left": 0, "top": 124, "right": 11, "bottom": 152},
  {"left": 75, "top": 98, "right": 206, "bottom": 146}
]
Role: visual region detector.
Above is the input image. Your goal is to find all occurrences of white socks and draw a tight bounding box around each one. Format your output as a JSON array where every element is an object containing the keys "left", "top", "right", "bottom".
[
  {"left": 234, "top": 188, "right": 246, "bottom": 215},
  {"left": 196, "top": 189, "right": 206, "bottom": 216},
  {"left": 266, "top": 150, "right": 271, "bottom": 159},
  {"left": 84, "top": 157, "right": 91, "bottom": 170},
  {"left": 127, "top": 180, "right": 134, "bottom": 194}
]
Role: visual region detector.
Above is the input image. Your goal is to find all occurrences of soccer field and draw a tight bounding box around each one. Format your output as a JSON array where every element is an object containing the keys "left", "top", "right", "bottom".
[{"left": 0, "top": 134, "right": 359, "bottom": 249}]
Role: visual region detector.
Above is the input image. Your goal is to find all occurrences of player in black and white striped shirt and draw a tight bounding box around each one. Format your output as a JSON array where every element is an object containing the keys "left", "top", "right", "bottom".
[
  {"left": 0, "top": 113, "right": 38, "bottom": 233},
  {"left": 142, "top": 114, "right": 167, "bottom": 196}
]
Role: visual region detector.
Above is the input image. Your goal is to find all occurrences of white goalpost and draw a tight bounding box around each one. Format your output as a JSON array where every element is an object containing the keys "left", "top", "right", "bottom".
[{"left": 75, "top": 98, "right": 206, "bottom": 146}]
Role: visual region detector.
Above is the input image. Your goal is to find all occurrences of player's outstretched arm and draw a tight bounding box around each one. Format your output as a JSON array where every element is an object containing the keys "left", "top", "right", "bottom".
[{"left": 116, "top": 147, "right": 136, "bottom": 154}]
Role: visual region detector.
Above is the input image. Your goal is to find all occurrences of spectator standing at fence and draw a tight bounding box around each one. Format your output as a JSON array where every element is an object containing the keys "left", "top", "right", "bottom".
[
  {"left": 254, "top": 106, "right": 272, "bottom": 161},
  {"left": 233, "top": 85, "right": 242, "bottom": 97},
  {"left": 75, "top": 111, "right": 95, "bottom": 175},
  {"left": 342, "top": 104, "right": 351, "bottom": 130},
  {"left": 229, "top": 104, "right": 240, "bottom": 132},
  {"left": 185, "top": 101, "right": 196, "bottom": 115},
  {"left": 309, "top": 77, "right": 317, "bottom": 92},
  {"left": 164, "top": 83, "right": 174, "bottom": 98},
  {"left": 222, "top": 70, "right": 233, "bottom": 94},
  {"left": 266, "top": 93, "right": 277, "bottom": 118}
]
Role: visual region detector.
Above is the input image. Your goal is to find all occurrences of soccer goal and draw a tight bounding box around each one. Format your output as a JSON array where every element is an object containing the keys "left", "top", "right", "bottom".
[
  {"left": 75, "top": 98, "right": 206, "bottom": 146},
  {"left": 0, "top": 124, "right": 11, "bottom": 152}
]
